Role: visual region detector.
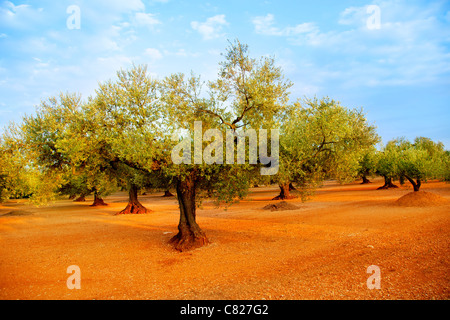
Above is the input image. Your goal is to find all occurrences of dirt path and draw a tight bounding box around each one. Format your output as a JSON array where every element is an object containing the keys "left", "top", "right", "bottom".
[{"left": 0, "top": 179, "right": 449, "bottom": 300}]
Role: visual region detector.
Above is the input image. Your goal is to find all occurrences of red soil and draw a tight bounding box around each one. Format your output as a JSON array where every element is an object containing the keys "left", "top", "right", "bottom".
[
  {"left": 0, "top": 179, "right": 449, "bottom": 300},
  {"left": 395, "top": 191, "right": 448, "bottom": 207}
]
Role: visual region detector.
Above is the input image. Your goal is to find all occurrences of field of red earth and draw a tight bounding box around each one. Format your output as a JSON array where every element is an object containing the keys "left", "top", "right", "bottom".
[{"left": 0, "top": 178, "right": 449, "bottom": 300}]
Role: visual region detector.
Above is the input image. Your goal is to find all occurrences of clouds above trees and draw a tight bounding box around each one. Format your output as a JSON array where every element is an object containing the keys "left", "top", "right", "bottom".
[{"left": 191, "top": 14, "right": 229, "bottom": 40}]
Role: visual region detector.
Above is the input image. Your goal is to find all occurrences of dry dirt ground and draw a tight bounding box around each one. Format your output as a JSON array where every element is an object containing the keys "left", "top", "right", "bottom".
[{"left": 0, "top": 178, "right": 449, "bottom": 300}]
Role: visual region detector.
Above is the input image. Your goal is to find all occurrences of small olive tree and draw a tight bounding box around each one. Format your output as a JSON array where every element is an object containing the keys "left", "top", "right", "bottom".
[
  {"left": 397, "top": 137, "right": 446, "bottom": 191},
  {"left": 273, "top": 97, "right": 379, "bottom": 200}
]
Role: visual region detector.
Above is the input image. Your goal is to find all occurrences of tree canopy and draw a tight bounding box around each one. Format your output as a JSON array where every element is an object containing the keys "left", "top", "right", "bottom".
[
  {"left": 396, "top": 137, "right": 447, "bottom": 191},
  {"left": 375, "top": 137, "right": 447, "bottom": 191},
  {"left": 273, "top": 96, "right": 380, "bottom": 200}
]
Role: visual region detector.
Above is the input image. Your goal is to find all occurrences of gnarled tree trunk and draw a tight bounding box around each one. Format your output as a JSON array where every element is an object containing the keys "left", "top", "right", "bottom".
[
  {"left": 169, "top": 173, "right": 208, "bottom": 251},
  {"left": 117, "top": 184, "right": 149, "bottom": 214},
  {"left": 273, "top": 183, "right": 296, "bottom": 200},
  {"left": 377, "top": 176, "right": 399, "bottom": 190},
  {"left": 90, "top": 190, "right": 108, "bottom": 206},
  {"left": 405, "top": 176, "right": 421, "bottom": 192},
  {"left": 361, "top": 175, "right": 372, "bottom": 184}
]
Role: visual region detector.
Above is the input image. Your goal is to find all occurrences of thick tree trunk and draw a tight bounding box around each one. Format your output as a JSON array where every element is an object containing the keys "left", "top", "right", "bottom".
[
  {"left": 377, "top": 176, "right": 399, "bottom": 190},
  {"left": 405, "top": 176, "right": 421, "bottom": 192},
  {"left": 289, "top": 182, "right": 297, "bottom": 191},
  {"left": 162, "top": 190, "right": 174, "bottom": 197},
  {"left": 116, "top": 184, "right": 149, "bottom": 214},
  {"left": 169, "top": 173, "right": 208, "bottom": 251},
  {"left": 273, "top": 183, "right": 296, "bottom": 200},
  {"left": 361, "top": 175, "right": 372, "bottom": 184},
  {"left": 90, "top": 190, "right": 108, "bottom": 206}
]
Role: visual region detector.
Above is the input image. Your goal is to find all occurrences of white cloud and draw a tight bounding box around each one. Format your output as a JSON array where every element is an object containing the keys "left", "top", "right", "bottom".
[
  {"left": 96, "top": 38, "right": 120, "bottom": 52},
  {"left": 0, "top": 1, "right": 44, "bottom": 29},
  {"left": 134, "top": 12, "right": 161, "bottom": 28},
  {"left": 252, "top": 3, "right": 450, "bottom": 88},
  {"left": 252, "top": 14, "right": 317, "bottom": 36},
  {"left": 96, "top": 0, "right": 145, "bottom": 12},
  {"left": 174, "top": 48, "right": 188, "bottom": 56},
  {"left": 338, "top": 6, "right": 368, "bottom": 26},
  {"left": 191, "top": 14, "right": 228, "bottom": 40},
  {"left": 2, "top": 1, "right": 31, "bottom": 14},
  {"left": 145, "top": 48, "right": 163, "bottom": 60},
  {"left": 161, "top": 47, "right": 201, "bottom": 58},
  {"left": 252, "top": 14, "right": 279, "bottom": 35}
]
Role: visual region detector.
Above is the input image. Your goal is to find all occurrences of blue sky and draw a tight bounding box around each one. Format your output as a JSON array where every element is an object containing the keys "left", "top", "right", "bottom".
[{"left": 1, "top": 0, "right": 449, "bottom": 148}]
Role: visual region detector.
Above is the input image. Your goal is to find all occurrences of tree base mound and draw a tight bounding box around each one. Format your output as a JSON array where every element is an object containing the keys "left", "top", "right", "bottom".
[
  {"left": 90, "top": 198, "right": 108, "bottom": 206},
  {"left": 169, "top": 229, "right": 209, "bottom": 252},
  {"left": 263, "top": 201, "right": 299, "bottom": 211},
  {"left": 395, "top": 191, "right": 448, "bottom": 207},
  {"left": 116, "top": 203, "right": 150, "bottom": 215}
]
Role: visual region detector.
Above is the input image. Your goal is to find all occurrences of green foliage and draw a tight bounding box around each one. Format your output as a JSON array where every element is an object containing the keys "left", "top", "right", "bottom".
[
  {"left": 157, "top": 39, "right": 294, "bottom": 206},
  {"left": 0, "top": 122, "right": 58, "bottom": 204},
  {"left": 277, "top": 96, "right": 380, "bottom": 197},
  {"left": 444, "top": 151, "right": 450, "bottom": 182},
  {"left": 20, "top": 91, "right": 120, "bottom": 203},
  {"left": 20, "top": 65, "right": 172, "bottom": 204},
  {"left": 22, "top": 94, "right": 74, "bottom": 171},
  {"left": 1, "top": 124, "right": 32, "bottom": 201},
  {"left": 398, "top": 137, "right": 446, "bottom": 182},
  {"left": 377, "top": 137, "right": 447, "bottom": 190},
  {"left": 210, "top": 39, "right": 293, "bottom": 130},
  {"left": 356, "top": 147, "right": 378, "bottom": 180},
  {"left": 375, "top": 139, "right": 403, "bottom": 181}
]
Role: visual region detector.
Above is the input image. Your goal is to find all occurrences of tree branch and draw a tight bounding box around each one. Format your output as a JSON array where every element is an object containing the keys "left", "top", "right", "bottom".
[{"left": 195, "top": 107, "right": 235, "bottom": 129}]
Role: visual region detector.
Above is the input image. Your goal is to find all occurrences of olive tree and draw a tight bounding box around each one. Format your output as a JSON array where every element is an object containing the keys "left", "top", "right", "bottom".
[
  {"left": 273, "top": 97, "right": 379, "bottom": 200},
  {"left": 0, "top": 123, "right": 40, "bottom": 202},
  {"left": 397, "top": 137, "right": 446, "bottom": 191},
  {"left": 376, "top": 137, "right": 446, "bottom": 191},
  {"left": 157, "top": 39, "right": 293, "bottom": 250}
]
